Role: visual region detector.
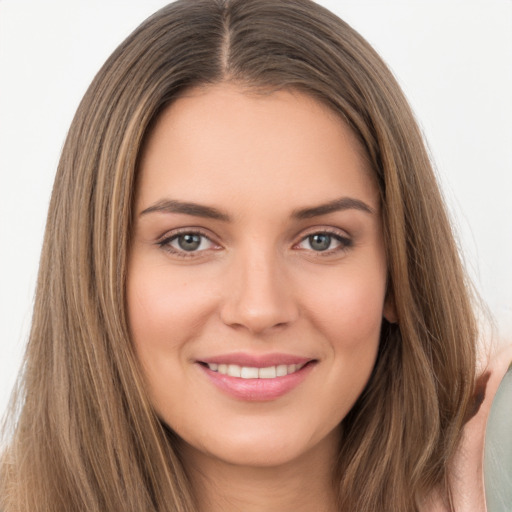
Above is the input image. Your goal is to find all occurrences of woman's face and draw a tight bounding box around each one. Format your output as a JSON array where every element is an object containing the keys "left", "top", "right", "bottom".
[{"left": 127, "top": 84, "right": 393, "bottom": 469}]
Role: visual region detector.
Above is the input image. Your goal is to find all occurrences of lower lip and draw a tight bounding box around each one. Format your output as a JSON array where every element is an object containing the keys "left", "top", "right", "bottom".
[{"left": 198, "top": 362, "right": 315, "bottom": 401}]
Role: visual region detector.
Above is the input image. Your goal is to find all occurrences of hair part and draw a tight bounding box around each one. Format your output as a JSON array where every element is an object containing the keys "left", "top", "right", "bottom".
[{"left": 1, "top": 1, "right": 477, "bottom": 511}]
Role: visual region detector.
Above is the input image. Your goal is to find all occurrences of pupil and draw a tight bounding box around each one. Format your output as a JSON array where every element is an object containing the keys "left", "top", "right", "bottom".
[
  {"left": 178, "top": 234, "right": 201, "bottom": 251},
  {"left": 310, "top": 234, "right": 331, "bottom": 251}
]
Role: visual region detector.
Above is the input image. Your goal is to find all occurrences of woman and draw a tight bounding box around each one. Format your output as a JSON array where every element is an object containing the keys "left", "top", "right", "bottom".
[{"left": 0, "top": 0, "right": 506, "bottom": 510}]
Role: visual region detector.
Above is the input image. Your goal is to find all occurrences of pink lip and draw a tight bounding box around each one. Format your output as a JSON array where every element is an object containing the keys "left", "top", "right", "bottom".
[{"left": 196, "top": 353, "right": 317, "bottom": 402}]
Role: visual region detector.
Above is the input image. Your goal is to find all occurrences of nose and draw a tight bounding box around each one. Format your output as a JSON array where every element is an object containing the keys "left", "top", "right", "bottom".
[{"left": 219, "top": 249, "right": 299, "bottom": 335}]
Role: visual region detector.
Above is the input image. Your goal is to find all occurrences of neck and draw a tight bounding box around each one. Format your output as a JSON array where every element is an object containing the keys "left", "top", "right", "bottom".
[{"left": 180, "top": 433, "right": 339, "bottom": 512}]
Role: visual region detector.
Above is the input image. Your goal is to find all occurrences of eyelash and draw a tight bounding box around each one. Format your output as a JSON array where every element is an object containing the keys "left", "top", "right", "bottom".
[
  {"left": 294, "top": 229, "right": 353, "bottom": 256},
  {"left": 157, "top": 229, "right": 220, "bottom": 258},
  {"left": 156, "top": 228, "right": 353, "bottom": 258}
]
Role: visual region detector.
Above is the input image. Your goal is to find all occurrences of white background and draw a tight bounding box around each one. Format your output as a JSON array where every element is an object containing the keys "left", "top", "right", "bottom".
[{"left": 1, "top": 0, "right": 511, "bottom": 418}]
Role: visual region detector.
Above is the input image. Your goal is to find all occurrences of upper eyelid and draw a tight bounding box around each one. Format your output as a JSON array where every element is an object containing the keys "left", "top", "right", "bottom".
[
  {"left": 157, "top": 227, "right": 218, "bottom": 244},
  {"left": 295, "top": 226, "right": 351, "bottom": 241}
]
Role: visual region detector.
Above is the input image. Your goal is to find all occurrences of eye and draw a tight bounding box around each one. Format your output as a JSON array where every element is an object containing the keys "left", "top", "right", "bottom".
[
  {"left": 173, "top": 233, "right": 205, "bottom": 251},
  {"left": 296, "top": 231, "right": 352, "bottom": 253},
  {"left": 158, "top": 231, "right": 218, "bottom": 255}
]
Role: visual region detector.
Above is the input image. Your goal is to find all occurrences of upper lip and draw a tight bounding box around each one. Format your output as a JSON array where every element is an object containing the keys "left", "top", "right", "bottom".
[{"left": 198, "top": 352, "right": 314, "bottom": 368}]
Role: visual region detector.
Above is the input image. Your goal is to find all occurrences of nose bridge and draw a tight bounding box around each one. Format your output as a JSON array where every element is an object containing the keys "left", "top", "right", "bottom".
[{"left": 220, "top": 240, "right": 297, "bottom": 334}]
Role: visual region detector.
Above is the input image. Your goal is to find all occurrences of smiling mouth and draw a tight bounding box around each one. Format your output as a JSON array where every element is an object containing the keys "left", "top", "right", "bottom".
[
  {"left": 197, "top": 358, "right": 317, "bottom": 400},
  {"left": 200, "top": 362, "right": 308, "bottom": 379}
]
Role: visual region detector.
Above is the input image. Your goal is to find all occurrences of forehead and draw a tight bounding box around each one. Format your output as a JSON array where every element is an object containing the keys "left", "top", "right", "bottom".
[{"left": 136, "top": 83, "right": 379, "bottom": 215}]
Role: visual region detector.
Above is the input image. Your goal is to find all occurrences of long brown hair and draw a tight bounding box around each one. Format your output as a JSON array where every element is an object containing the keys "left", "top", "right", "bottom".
[{"left": 1, "top": 1, "right": 477, "bottom": 510}]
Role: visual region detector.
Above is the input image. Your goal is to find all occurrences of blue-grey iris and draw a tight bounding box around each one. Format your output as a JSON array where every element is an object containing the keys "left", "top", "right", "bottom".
[
  {"left": 309, "top": 234, "right": 331, "bottom": 251},
  {"left": 178, "top": 234, "right": 202, "bottom": 251}
]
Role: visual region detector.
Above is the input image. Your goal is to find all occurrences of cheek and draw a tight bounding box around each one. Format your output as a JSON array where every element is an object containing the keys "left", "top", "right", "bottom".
[
  {"left": 300, "top": 262, "right": 387, "bottom": 348},
  {"left": 125, "top": 259, "right": 219, "bottom": 422},
  {"left": 307, "top": 265, "right": 386, "bottom": 416},
  {"left": 288, "top": 264, "right": 386, "bottom": 436},
  {"left": 126, "top": 260, "right": 216, "bottom": 361}
]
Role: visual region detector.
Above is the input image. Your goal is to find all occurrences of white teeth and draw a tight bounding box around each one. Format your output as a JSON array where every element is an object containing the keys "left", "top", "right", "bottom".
[
  {"left": 241, "top": 366, "right": 259, "bottom": 379},
  {"left": 259, "top": 366, "right": 277, "bottom": 379},
  {"left": 276, "top": 364, "right": 288, "bottom": 377},
  {"left": 206, "top": 362, "right": 306, "bottom": 379},
  {"left": 227, "top": 364, "right": 241, "bottom": 377}
]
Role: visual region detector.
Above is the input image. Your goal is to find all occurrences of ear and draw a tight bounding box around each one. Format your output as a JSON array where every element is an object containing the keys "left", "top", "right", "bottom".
[{"left": 383, "top": 286, "right": 398, "bottom": 324}]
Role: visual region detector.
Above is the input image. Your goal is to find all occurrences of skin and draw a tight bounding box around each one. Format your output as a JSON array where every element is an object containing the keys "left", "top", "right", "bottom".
[{"left": 127, "top": 83, "right": 394, "bottom": 512}]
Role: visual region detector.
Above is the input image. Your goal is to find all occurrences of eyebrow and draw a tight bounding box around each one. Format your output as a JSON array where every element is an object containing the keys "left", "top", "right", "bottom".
[
  {"left": 292, "top": 197, "right": 375, "bottom": 219},
  {"left": 140, "top": 199, "right": 231, "bottom": 221},
  {"left": 139, "top": 196, "right": 375, "bottom": 221}
]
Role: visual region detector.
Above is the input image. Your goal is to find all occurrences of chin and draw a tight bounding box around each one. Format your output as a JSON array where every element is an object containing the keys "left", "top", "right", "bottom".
[{"left": 175, "top": 418, "right": 341, "bottom": 470}]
